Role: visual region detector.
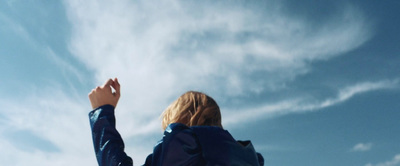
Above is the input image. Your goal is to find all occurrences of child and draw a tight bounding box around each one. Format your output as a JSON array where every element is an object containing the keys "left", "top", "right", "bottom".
[{"left": 88, "top": 78, "right": 264, "bottom": 166}]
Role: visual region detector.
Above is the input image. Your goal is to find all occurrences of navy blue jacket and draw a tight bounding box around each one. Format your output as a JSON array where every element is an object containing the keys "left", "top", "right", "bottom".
[{"left": 89, "top": 105, "right": 264, "bottom": 166}]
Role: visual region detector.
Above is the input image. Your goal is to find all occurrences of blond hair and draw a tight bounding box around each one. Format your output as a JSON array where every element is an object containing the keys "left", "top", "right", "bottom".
[{"left": 161, "top": 91, "right": 222, "bottom": 130}]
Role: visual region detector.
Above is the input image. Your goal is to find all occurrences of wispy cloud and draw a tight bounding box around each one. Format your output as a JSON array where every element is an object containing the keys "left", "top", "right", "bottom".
[
  {"left": 303, "top": 79, "right": 399, "bottom": 111},
  {"left": 365, "top": 154, "right": 400, "bottom": 166},
  {"left": 0, "top": 12, "right": 34, "bottom": 45},
  {"left": 224, "top": 79, "right": 399, "bottom": 125},
  {"left": 351, "top": 142, "right": 373, "bottom": 152},
  {"left": 0, "top": 89, "right": 95, "bottom": 165},
  {"left": 64, "top": 0, "right": 372, "bottom": 131},
  {"left": 45, "top": 47, "right": 86, "bottom": 84},
  {"left": 65, "top": 0, "right": 371, "bottom": 92}
]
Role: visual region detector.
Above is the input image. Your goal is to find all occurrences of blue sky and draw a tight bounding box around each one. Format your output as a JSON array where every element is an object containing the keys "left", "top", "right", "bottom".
[{"left": 1, "top": 0, "right": 399, "bottom": 165}]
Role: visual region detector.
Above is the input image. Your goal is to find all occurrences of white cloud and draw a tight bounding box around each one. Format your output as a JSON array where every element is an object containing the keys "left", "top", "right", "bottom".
[
  {"left": 305, "top": 79, "right": 399, "bottom": 111},
  {"left": 223, "top": 79, "right": 399, "bottom": 125},
  {"left": 351, "top": 143, "right": 373, "bottom": 152},
  {"left": 63, "top": 0, "right": 372, "bottom": 130},
  {"left": 45, "top": 47, "right": 87, "bottom": 85},
  {"left": 365, "top": 154, "right": 400, "bottom": 166},
  {"left": 64, "top": 0, "right": 371, "bottom": 95},
  {"left": 0, "top": 88, "right": 96, "bottom": 166},
  {"left": 0, "top": 12, "right": 34, "bottom": 45}
]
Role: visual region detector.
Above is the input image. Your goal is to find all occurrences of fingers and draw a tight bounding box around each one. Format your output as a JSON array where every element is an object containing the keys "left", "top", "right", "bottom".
[
  {"left": 89, "top": 78, "right": 119, "bottom": 95},
  {"left": 101, "top": 78, "right": 115, "bottom": 95},
  {"left": 111, "top": 78, "right": 121, "bottom": 96},
  {"left": 103, "top": 78, "right": 114, "bottom": 87}
]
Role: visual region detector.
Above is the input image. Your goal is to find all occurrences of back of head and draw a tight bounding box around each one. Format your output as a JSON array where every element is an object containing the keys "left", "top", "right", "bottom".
[{"left": 161, "top": 91, "right": 222, "bottom": 130}]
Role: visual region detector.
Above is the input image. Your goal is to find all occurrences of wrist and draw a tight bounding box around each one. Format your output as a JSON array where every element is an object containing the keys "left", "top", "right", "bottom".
[{"left": 92, "top": 104, "right": 115, "bottom": 110}]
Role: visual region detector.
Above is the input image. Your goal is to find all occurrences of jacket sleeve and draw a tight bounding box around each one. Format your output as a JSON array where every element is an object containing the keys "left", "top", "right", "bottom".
[{"left": 89, "top": 104, "right": 133, "bottom": 166}]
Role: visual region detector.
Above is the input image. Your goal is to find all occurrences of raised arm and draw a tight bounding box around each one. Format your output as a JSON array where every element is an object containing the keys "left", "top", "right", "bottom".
[{"left": 88, "top": 78, "right": 133, "bottom": 166}]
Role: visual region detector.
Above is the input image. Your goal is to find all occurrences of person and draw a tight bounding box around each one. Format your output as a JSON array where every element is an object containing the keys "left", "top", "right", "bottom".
[{"left": 88, "top": 78, "right": 264, "bottom": 166}]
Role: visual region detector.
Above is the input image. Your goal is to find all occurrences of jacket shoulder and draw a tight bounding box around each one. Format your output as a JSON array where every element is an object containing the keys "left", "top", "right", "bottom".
[
  {"left": 191, "top": 126, "right": 263, "bottom": 166},
  {"left": 149, "top": 123, "right": 204, "bottom": 165}
]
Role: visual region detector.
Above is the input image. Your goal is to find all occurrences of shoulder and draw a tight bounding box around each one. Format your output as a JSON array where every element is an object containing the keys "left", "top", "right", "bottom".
[
  {"left": 191, "top": 126, "right": 263, "bottom": 166},
  {"left": 163, "top": 123, "right": 202, "bottom": 152},
  {"left": 151, "top": 124, "right": 264, "bottom": 166},
  {"left": 150, "top": 123, "right": 204, "bottom": 165}
]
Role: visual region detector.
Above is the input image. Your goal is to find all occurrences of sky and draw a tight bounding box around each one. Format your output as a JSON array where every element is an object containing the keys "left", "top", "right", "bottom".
[{"left": 0, "top": 0, "right": 399, "bottom": 165}]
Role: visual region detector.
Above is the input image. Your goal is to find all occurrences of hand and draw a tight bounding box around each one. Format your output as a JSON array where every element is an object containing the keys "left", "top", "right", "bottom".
[{"left": 88, "top": 78, "right": 121, "bottom": 109}]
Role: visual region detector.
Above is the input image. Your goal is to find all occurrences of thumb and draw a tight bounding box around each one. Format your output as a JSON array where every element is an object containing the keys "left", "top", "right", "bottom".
[{"left": 111, "top": 78, "right": 121, "bottom": 96}]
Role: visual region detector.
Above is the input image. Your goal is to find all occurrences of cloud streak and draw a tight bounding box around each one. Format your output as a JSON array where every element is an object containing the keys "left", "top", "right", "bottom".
[
  {"left": 351, "top": 142, "right": 373, "bottom": 152},
  {"left": 365, "top": 154, "right": 400, "bottom": 166},
  {"left": 0, "top": 88, "right": 95, "bottom": 165},
  {"left": 223, "top": 79, "right": 399, "bottom": 125},
  {"left": 0, "top": 12, "right": 34, "bottom": 46}
]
